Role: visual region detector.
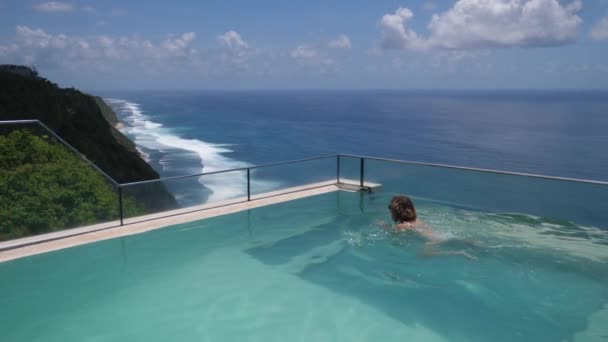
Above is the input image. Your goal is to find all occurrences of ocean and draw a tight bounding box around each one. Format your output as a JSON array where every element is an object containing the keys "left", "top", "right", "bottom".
[{"left": 100, "top": 90, "right": 608, "bottom": 206}]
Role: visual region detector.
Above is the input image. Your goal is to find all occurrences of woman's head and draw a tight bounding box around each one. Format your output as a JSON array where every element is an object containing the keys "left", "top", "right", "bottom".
[{"left": 388, "top": 195, "right": 417, "bottom": 223}]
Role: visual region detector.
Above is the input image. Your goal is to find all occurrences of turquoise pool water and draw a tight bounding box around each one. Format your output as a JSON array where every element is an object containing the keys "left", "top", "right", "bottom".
[{"left": 1, "top": 191, "right": 607, "bottom": 341}]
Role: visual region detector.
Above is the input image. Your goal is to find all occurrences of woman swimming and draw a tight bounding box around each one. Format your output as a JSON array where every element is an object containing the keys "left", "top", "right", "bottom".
[{"left": 379, "top": 195, "right": 477, "bottom": 260}]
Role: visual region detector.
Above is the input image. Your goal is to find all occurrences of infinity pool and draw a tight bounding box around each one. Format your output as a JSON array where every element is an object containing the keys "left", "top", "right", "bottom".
[{"left": 1, "top": 191, "right": 607, "bottom": 341}]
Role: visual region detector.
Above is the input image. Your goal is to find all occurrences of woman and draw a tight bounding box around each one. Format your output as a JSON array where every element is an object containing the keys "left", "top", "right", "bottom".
[{"left": 381, "top": 195, "right": 477, "bottom": 260}]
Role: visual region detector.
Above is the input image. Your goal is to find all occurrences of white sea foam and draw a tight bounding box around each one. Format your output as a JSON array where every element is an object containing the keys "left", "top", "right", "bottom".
[{"left": 104, "top": 98, "right": 278, "bottom": 203}]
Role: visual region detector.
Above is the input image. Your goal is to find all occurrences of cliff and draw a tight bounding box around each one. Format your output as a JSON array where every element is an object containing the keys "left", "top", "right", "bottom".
[
  {"left": 0, "top": 66, "right": 177, "bottom": 211},
  {"left": 92, "top": 96, "right": 139, "bottom": 154}
]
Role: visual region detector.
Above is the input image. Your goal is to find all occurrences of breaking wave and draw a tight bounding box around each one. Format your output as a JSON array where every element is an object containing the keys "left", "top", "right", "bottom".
[{"left": 105, "top": 98, "right": 277, "bottom": 204}]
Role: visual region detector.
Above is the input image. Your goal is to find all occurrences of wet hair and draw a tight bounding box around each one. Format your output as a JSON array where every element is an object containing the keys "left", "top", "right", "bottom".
[{"left": 388, "top": 196, "right": 417, "bottom": 223}]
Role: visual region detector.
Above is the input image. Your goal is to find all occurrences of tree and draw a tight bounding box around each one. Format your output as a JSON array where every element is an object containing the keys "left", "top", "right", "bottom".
[{"left": 0, "top": 129, "right": 140, "bottom": 241}]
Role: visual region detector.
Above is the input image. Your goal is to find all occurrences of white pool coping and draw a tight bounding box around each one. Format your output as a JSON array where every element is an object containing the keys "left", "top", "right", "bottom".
[{"left": 0, "top": 179, "right": 380, "bottom": 263}]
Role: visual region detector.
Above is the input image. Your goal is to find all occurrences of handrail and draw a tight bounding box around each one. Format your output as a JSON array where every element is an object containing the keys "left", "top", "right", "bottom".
[
  {"left": 119, "top": 154, "right": 338, "bottom": 187},
  {"left": 250, "top": 154, "right": 337, "bottom": 170},
  {"left": 0, "top": 120, "right": 39, "bottom": 125},
  {"left": 35, "top": 121, "right": 120, "bottom": 187},
  {"left": 1, "top": 119, "right": 120, "bottom": 187},
  {"left": 339, "top": 154, "right": 608, "bottom": 186}
]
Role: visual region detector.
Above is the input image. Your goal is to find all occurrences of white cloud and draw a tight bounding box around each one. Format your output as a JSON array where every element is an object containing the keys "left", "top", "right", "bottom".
[
  {"left": 328, "top": 34, "right": 352, "bottom": 49},
  {"left": 215, "top": 31, "right": 254, "bottom": 71},
  {"left": 290, "top": 45, "right": 318, "bottom": 59},
  {"left": 430, "top": 50, "right": 490, "bottom": 72},
  {"left": 162, "top": 32, "right": 197, "bottom": 56},
  {"left": 0, "top": 26, "right": 274, "bottom": 78},
  {"left": 16, "top": 26, "right": 64, "bottom": 49},
  {"left": 381, "top": 0, "right": 583, "bottom": 51},
  {"left": 82, "top": 6, "right": 95, "bottom": 13},
  {"left": 0, "top": 44, "right": 19, "bottom": 57},
  {"left": 217, "top": 31, "right": 249, "bottom": 51},
  {"left": 0, "top": 26, "right": 199, "bottom": 70},
  {"left": 380, "top": 7, "right": 426, "bottom": 50},
  {"left": 591, "top": 17, "right": 608, "bottom": 41},
  {"left": 289, "top": 45, "right": 335, "bottom": 73},
  {"left": 33, "top": 1, "right": 73, "bottom": 13}
]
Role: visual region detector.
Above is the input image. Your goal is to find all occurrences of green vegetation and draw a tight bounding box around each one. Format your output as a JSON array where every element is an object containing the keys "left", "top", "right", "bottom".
[
  {"left": 0, "top": 65, "right": 177, "bottom": 240},
  {"left": 0, "top": 129, "right": 140, "bottom": 241}
]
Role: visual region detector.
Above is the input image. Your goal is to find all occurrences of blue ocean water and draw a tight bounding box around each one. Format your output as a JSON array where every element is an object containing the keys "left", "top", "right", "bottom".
[
  {"left": 102, "top": 90, "right": 608, "bottom": 207},
  {"left": 102, "top": 90, "right": 608, "bottom": 178}
]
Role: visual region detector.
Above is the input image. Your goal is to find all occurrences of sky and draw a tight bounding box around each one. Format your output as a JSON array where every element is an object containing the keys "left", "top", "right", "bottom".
[{"left": 1, "top": 0, "right": 608, "bottom": 90}]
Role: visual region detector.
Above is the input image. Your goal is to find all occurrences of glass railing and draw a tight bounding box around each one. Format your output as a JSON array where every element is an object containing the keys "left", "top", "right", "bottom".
[
  {"left": 119, "top": 155, "right": 337, "bottom": 224},
  {"left": 118, "top": 154, "right": 608, "bottom": 229},
  {"left": 0, "top": 121, "right": 121, "bottom": 243},
  {"left": 120, "top": 169, "right": 249, "bottom": 222},
  {"left": 2, "top": 119, "right": 606, "bottom": 245},
  {"left": 340, "top": 154, "right": 608, "bottom": 229},
  {"left": 249, "top": 155, "right": 336, "bottom": 198},
  {"left": 337, "top": 155, "right": 364, "bottom": 186}
]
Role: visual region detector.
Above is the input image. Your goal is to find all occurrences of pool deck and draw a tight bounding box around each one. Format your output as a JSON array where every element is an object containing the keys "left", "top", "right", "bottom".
[{"left": 0, "top": 179, "right": 380, "bottom": 263}]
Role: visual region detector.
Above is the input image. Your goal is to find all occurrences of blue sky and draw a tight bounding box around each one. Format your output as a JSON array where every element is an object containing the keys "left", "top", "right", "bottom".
[{"left": 1, "top": 0, "right": 608, "bottom": 90}]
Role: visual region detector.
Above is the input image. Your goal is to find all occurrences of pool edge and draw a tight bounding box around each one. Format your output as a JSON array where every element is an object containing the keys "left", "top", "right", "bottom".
[{"left": 0, "top": 183, "right": 343, "bottom": 263}]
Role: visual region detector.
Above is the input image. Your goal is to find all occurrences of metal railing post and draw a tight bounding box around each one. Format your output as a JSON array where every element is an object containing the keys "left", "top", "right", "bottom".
[
  {"left": 360, "top": 157, "right": 365, "bottom": 187},
  {"left": 247, "top": 168, "right": 251, "bottom": 201},
  {"left": 336, "top": 155, "right": 341, "bottom": 184},
  {"left": 118, "top": 186, "right": 124, "bottom": 226}
]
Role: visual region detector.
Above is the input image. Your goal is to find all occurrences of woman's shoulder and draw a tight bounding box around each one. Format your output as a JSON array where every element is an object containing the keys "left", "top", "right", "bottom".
[{"left": 395, "top": 221, "right": 417, "bottom": 231}]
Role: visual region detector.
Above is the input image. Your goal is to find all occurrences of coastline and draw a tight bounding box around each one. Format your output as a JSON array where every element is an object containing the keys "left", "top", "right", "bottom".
[{"left": 101, "top": 97, "right": 276, "bottom": 205}]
